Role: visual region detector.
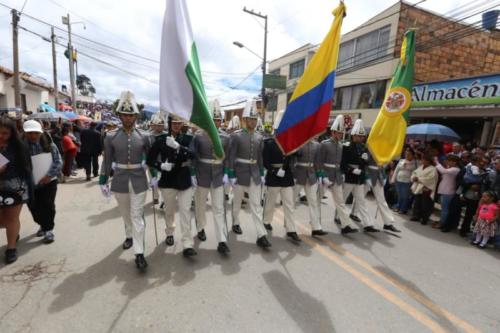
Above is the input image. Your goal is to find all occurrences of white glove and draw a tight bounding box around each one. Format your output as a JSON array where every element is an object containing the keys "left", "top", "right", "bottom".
[
  {"left": 222, "top": 174, "right": 229, "bottom": 185},
  {"left": 322, "top": 177, "right": 333, "bottom": 187},
  {"left": 150, "top": 177, "right": 158, "bottom": 189},
  {"left": 191, "top": 176, "right": 197, "bottom": 187},
  {"left": 161, "top": 161, "right": 173, "bottom": 171},
  {"left": 230, "top": 178, "right": 237, "bottom": 187},
  {"left": 141, "top": 160, "right": 148, "bottom": 171},
  {"left": 361, "top": 153, "right": 369, "bottom": 161},
  {"left": 166, "top": 136, "right": 180, "bottom": 150},
  {"left": 261, "top": 176, "right": 266, "bottom": 184},
  {"left": 352, "top": 168, "right": 362, "bottom": 175},
  {"left": 276, "top": 168, "right": 285, "bottom": 178},
  {"left": 111, "top": 162, "right": 116, "bottom": 171},
  {"left": 471, "top": 165, "right": 480, "bottom": 175},
  {"left": 100, "top": 184, "right": 111, "bottom": 198}
]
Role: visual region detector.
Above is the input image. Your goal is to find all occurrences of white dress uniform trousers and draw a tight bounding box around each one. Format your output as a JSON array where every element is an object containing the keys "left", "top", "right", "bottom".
[
  {"left": 194, "top": 185, "right": 227, "bottom": 243},
  {"left": 232, "top": 179, "right": 267, "bottom": 238},
  {"left": 371, "top": 182, "right": 395, "bottom": 226},
  {"left": 161, "top": 187, "right": 194, "bottom": 249},
  {"left": 293, "top": 183, "right": 321, "bottom": 231},
  {"left": 343, "top": 183, "right": 374, "bottom": 228},
  {"left": 114, "top": 181, "right": 147, "bottom": 254},
  {"left": 264, "top": 186, "right": 296, "bottom": 232}
]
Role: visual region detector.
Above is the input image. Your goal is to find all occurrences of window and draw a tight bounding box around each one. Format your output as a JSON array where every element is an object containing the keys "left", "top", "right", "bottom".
[
  {"left": 332, "top": 81, "right": 387, "bottom": 110},
  {"left": 338, "top": 25, "right": 391, "bottom": 71},
  {"left": 267, "top": 95, "right": 278, "bottom": 111},
  {"left": 289, "top": 59, "right": 305, "bottom": 79}
]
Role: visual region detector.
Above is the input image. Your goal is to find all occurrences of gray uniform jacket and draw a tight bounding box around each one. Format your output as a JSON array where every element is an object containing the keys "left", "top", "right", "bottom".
[
  {"left": 229, "top": 129, "right": 263, "bottom": 187},
  {"left": 366, "top": 154, "right": 386, "bottom": 187},
  {"left": 190, "top": 129, "right": 230, "bottom": 188},
  {"left": 319, "top": 138, "right": 345, "bottom": 185},
  {"left": 292, "top": 140, "right": 321, "bottom": 186},
  {"left": 101, "top": 128, "right": 151, "bottom": 194}
]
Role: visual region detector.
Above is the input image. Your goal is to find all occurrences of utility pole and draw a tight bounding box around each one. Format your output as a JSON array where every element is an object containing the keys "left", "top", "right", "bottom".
[
  {"left": 50, "top": 27, "right": 59, "bottom": 110},
  {"left": 63, "top": 14, "right": 77, "bottom": 113},
  {"left": 243, "top": 7, "right": 268, "bottom": 120},
  {"left": 11, "top": 9, "right": 21, "bottom": 109}
]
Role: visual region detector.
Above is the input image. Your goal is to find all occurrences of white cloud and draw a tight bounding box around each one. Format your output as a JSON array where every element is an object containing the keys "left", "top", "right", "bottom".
[{"left": 0, "top": 0, "right": 485, "bottom": 106}]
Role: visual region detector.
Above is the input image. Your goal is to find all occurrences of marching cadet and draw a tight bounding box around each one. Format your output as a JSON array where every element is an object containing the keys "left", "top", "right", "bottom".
[
  {"left": 319, "top": 115, "right": 359, "bottom": 235},
  {"left": 229, "top": 100, "right": 271, "bottom": 249},
  {"left": 341, "top": 119, "right": 380, "bottom": 233},
  {"left": 99, "top": 91, "right": 152, "bottom": 271},
  {"left": 292, "top": 138, "right": 328, "bottom": 237},
  {"left": 147, "top": 115, "right": 197, "bottom": 257},
  {"left": 148, "top": 114, "right": 168, "bottom": 204},
  {"left": 262, "top": 111, "right": 301, "bottom": 242},
  {"left": 365, "top": 153, "right": 401, "bottom": 232},
  {"left": 191, "top": 104, "right": 231, "bottom": 254}
]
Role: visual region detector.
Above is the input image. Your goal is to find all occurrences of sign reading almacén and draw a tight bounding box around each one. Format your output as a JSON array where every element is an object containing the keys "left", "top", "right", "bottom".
[{"left": 412, "top": 74, "right": 500, "bottom": 107}]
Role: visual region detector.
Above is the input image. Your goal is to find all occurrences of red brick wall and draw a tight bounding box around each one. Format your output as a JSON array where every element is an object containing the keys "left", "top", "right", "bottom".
[{"left": 396, "top": 2, "right": 500, "bottom": 83}]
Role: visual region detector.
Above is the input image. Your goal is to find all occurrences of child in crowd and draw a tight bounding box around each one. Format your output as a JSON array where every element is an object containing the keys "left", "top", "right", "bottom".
[{"left": 471, "top": 191, "right": 498, "bottom": 249}]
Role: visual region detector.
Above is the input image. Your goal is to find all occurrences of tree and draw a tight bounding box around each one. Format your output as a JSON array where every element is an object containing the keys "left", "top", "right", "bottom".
[{"left": 76, "top": 74, "right": 96, "bottom": 96}]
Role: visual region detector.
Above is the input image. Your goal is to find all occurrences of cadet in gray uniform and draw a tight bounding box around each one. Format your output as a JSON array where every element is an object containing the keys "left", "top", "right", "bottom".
[
  {"left": 100, "top": 91, "right": 152, "bottom": 271},
  {"left": 229, "top": 101, "right": 271, "bottom": 249},
  {"left": 292, "top": 139, "right": 328, "bottom": 236},
  {"left": 148, "top": 114, "right": 168, "bottom": 204},
  {"left": 319, "top": 115, "right": 359, "bottom": 235},
  {"left": 366, "top": 153, "right": 401, "bottom": 232},
  {"left": 191, "top": 107, "right": 231, "bottom": 254}
]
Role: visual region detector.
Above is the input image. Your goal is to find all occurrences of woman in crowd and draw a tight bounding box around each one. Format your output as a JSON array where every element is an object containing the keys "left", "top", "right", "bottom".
[
  {"left": 434, "top": 154, "right": 461, "bottom": 229},
  {"left": 410, "top": 154, "right": 438, "bottom": 225},
  {"left": 460, "top": 155, "right": 485, "bottom": 237},
  {"left": 61, "top": 126, "right": 78, "bottom": 182},
  {"left": 471, "top": 191, "right": 498, "bottom": 248},
  {"left": 0, "top": 117, "right": 31, "bottom": 264},
  {"left": 391, "top": 148, "right": 418, "bottom": 214}
]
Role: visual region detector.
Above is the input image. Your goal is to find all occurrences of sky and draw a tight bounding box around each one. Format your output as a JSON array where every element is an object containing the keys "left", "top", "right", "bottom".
[{"left": 0, "top": 0, "right": 490, "bottom": 108}]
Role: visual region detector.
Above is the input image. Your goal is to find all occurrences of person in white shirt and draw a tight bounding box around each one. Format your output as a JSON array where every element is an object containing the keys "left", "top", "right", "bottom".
[
  {"left": 391, "top": 148, "right": 418, "bottom": 214},
  {"left": 434, "top": 154, "right": 460, "bottom": 228}
]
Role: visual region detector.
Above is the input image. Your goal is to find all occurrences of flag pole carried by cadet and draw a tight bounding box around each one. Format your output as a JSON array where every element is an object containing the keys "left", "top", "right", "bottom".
[
  {"left": 159, "top": 0, "right": 224, "bottom": 159},
  {"left": 274, "top": 1, "right": 346, "bottom": 155},
  {"left": 367, "top": 30, "right": 416, "bottom": 165}
]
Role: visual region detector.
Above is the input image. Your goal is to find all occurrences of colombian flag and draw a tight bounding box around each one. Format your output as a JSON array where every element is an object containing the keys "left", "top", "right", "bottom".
[
  {"left": 367, "top": 30, "right": 416, "bottom": 165},
  {"left": 275, "top": 2, "right": 346, "bottom": 155}
]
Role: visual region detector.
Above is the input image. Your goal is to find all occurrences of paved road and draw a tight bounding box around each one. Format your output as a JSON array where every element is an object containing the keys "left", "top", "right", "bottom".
[{"left": 1, "top": 171, "right": 499, "bottom": 333}]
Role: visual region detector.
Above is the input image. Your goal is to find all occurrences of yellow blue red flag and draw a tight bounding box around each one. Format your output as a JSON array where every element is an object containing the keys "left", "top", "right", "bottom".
[{"left": 275, "top": 2, "right": 346, "bottom": 155}]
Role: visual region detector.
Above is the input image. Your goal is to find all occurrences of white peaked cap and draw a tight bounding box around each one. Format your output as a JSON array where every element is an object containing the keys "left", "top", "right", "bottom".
[
  {"left": 150, "top": 114, "right": 165, "bottom": 125},
  {"left": 243, "top": 99, "right": 258, "bottom": 118},
  {"left": 273, "top": 110, "right": 285, "bottom": 130},
  {"left": 115, "top": 90, "right": 140, "bottom": 114},
  {"left": 228, "top": 115, "right": 241, "bottom": 130},
  {"left": 210, "top": 99, "right": 223, "bottom": 119},
  {"left": 350, "top": 118, "right": 366, "bottom": 136},
  {"left": 330, "top": 114, "right": 345, "bottom": 132}
]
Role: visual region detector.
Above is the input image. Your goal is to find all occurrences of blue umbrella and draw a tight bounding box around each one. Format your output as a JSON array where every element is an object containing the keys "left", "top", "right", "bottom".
[
  {"left": 406, "top": 123, "right": 460, "bottom": 142},
  {"left": 39, "top": 103, "right": 56, "bottom": 113}
]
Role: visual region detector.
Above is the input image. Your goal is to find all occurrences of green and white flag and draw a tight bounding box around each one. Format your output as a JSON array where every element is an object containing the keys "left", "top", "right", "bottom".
[{"left": 160, "top": 0, "right": 224, "bottom": 158}]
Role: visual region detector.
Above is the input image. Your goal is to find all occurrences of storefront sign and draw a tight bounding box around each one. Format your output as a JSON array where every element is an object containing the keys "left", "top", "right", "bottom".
[{"left": 412, "top": 74, "right": 500, "bottom": 107}]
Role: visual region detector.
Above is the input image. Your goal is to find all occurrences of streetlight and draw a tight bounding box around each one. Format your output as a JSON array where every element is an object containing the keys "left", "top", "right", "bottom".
[{"left": 233, "top": 41, "right": 263, "bottom": 60}]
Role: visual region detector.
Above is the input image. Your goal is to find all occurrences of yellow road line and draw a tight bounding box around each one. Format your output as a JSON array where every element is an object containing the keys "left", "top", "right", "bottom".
[{"left": 271, "top": 209, "right": 479, "bottom": 333}]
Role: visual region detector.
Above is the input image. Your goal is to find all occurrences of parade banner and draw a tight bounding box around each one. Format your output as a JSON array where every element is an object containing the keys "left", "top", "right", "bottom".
[
  {"left": 367, "top": 30, "right": 416, "bottom": 165},
  {"left": 160, "top": 0, "right": 224, "bottom": 158},
  {"left": 274, "top": 2, "right": 346, "bottom": 155}
]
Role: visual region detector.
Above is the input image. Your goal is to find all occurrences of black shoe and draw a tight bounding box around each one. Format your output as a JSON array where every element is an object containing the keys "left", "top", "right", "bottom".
[
  {"left": 410, "top": 217, "right": 420, "bottom": 222},
  {"left": 160, "top": 202, "right": 165, "bottom": 209},
  {"left": 334, "top": 218, "right": 341, "bottom": 225},
  {"left": 264, "top": 223, "right": 273, "bottom": 231},
  {"left": 165, "top": 235, "right": 174, "bottom": 247},
  {"left": 341, "top": 225, "right": 359, "bottom": 235},
  {"left": 36, "top": 228, "right": 45, "bottom": 237},
  {"left": 135, "top": 254, "right": 148, "bottom": 271},
  {"left": 478, "top": 243, "right": 486, "bottom": 249},
  {"left": 4, "top": 249, "right": 17, "bottom": 264},
  {"left": 364, "top": 226, "right": 380, "bottom": 233},
  {"left": 287, "top": 232, "right": 301, "bottom": 242},
  {"left": 123, "top": 238, "right": 133, "bottom": 250},
  {"left": 43, "top": 231, "right": 55, "bottom": 244},
  {"left": 471, "top": 240, "right": 480, "bottom": 245},
  {"left": 183, "top": 248, "right": 197, "bottom": 257},
  {"left": 153, "top": 198, "right": 159, "bottom": 205},
  {"left": 256, "top": 235, "right": 272, "bottom": 249},
  {"left": 232, "top": 225, "right": 242, "bottom": 235},
  {"left": 217, "top": 242, "right": 230, "bottom": 254},
  {"left": 311, "top": 229, "right": 328, "bottom": 236},
  {"left": 197, "top": 229, "right": 207, "bottom": 241},
  {"left": 383, "top": 225, "right": 401, "bottom": 233},
  {"left": 420, "top": 220, "right": 428, "bottom": 226},
  {"left": 225, "top": 194, "right": 229, "bottom": 201},
  {"left": 86, "top": 175, "right": 91, "bottom": 181},
  {"left": 350, "top": 214, "right": 361, "bottom": 222}
]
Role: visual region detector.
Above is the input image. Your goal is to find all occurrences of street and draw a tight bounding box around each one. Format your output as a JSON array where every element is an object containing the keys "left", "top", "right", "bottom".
[{"left": 1, "top": 172, "right": 499, "bottom": 333}]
